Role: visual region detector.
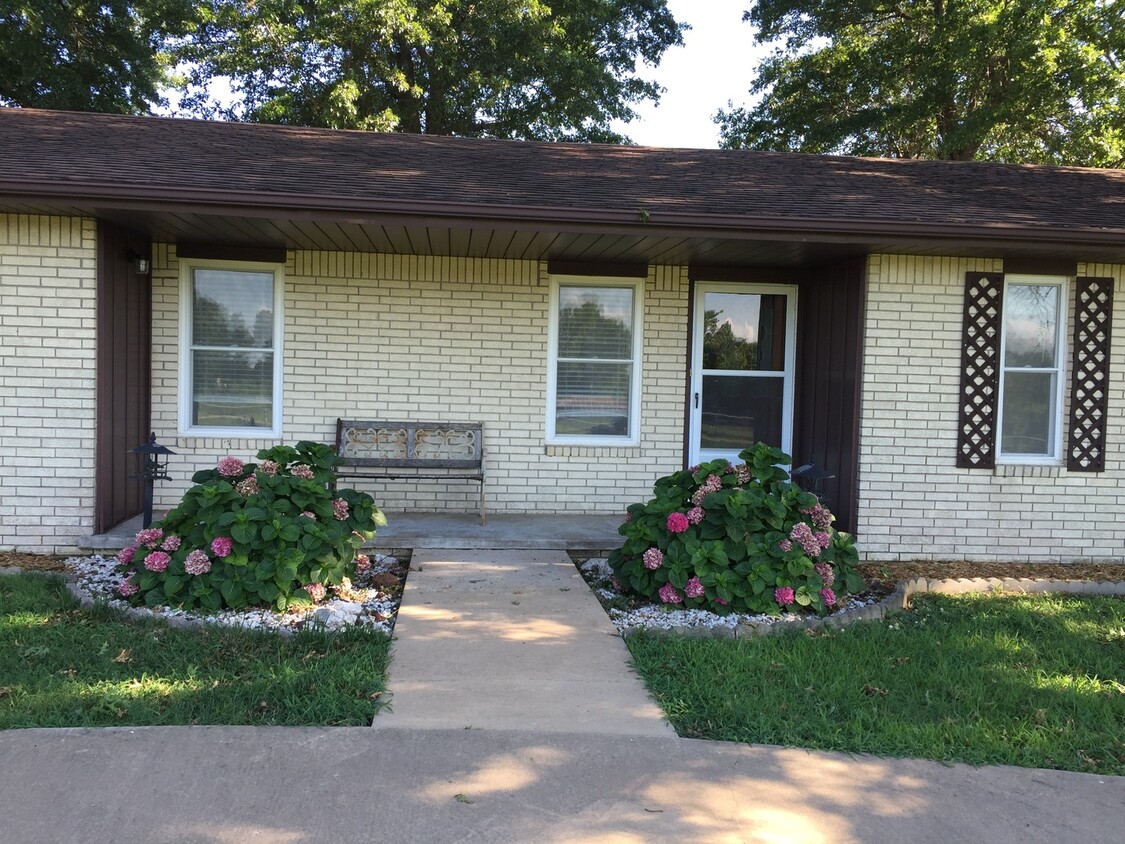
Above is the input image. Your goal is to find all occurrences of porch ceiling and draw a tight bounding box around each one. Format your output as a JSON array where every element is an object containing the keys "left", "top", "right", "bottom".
[{"left": 5, "top": 199, "right": 1121, "bottom": 267}]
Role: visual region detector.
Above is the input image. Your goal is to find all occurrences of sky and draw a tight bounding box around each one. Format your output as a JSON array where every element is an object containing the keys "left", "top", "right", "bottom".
[{"left": 613, "top": 0, "right": 768, "bottom": 149}]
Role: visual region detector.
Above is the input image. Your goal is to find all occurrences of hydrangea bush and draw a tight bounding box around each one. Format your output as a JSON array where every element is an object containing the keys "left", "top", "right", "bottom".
[
  {"left": 116, "top": 441, "right": 386, "bottom": 612},
  {"left": 608, "top": 443, "right": 862, "bottom": 616}
]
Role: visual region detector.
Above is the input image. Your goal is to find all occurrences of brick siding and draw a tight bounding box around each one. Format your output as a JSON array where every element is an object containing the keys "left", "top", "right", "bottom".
[
  {"left": 857, "top": 255, "right": 1125, "bottom": 562},
  {"left": 0, "top": 215, "right": 97, "bottom": 552},
  {"left": 150, "top": 248, "right": 688, "bottom": 515}
]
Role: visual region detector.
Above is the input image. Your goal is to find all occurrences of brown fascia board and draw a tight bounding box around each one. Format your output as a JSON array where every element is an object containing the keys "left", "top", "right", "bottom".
[{"left": 2, "top": 177, "right": 1124, "bottom": 253}]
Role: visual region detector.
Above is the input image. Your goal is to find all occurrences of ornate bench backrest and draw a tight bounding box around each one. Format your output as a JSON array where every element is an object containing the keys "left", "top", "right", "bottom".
[{"left": 335, "top": 420, "right": 483, "bottom": 470}]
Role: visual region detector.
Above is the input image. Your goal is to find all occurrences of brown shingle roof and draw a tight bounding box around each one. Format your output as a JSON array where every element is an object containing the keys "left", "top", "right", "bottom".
[{"left": 0, "top": 107, "right": 1122, "bottom": 241}]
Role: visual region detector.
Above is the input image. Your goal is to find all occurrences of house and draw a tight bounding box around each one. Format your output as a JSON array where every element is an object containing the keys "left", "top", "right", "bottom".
[{"left": 0, "top": 108, "right": 1122, "bottom": 561}]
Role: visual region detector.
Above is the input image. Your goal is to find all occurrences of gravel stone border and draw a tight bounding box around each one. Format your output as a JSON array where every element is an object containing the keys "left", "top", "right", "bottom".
[{"left": 588, "top": 562, "right": 1125, "bottom": 640}]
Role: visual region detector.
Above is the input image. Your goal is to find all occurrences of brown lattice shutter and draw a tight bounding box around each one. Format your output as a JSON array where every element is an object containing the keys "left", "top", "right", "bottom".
[
  {"left": 957, "top": 271, "right": 1004, "bottom": 468},
  {"left": 1068, "top": 277, "right": 1114, "bottom": 472}
]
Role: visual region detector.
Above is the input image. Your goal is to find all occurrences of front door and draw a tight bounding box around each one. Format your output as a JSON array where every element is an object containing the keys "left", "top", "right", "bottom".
[{"left": 689, "top": 283, "right": 797, "bottom": 466}]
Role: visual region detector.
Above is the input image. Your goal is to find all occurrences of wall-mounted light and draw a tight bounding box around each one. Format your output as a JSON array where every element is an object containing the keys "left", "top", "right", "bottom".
[{"left": 125, "top": 248, "right": 151, "bottom": 275}]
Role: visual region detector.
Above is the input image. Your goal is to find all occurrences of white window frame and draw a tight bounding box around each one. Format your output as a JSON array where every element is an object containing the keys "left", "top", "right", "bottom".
[
  {"left": 546, "top": 275, "right": 643, "bottom": 446},
  {"left": 179, "top": 258, "right": 284, "bottom": 438},
  {"left": 995, "top": 274, "right": 1067, "bottom": 464},
  {"left": 688, "top": 282, "right": 798, "bottom": 465}
]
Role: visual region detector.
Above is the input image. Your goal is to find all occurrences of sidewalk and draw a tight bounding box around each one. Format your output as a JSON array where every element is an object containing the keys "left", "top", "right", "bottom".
[
  {"left": 1, "top": 726, "right": 1121, "bottom": 843},
  {"left": 374, "top": 549, "right": 673, "bottom": 735}
]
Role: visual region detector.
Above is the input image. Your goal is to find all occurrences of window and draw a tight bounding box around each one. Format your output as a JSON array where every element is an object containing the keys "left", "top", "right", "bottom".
[
  {"left": 996, "top": 276, "right": 1066, "bottom": 462},
  {"left": 180, "top": 261, "right": 283, "bottom": 436},
  {"left": 547, "top": 277, "right": 642, "bottom": 444}
]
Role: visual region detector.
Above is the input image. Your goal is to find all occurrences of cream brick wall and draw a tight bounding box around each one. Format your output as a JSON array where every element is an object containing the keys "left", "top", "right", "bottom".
[
  {"left": 857, "top": 254, "right": 1125, "bottom": 562},
  {"left": 151, "top": 247, "right": 688, "bottom": 514},
  {"left": 0, "top": 215, "right": 98, "bottom": 552}
]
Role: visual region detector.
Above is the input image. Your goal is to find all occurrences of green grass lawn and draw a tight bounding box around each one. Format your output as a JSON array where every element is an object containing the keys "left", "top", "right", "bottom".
[
  {"left": 626, "top": 592, "right": 1125, "bottom": 775},
  {"left": 0, "top": 573, "right": 391, "bottom": 728}
]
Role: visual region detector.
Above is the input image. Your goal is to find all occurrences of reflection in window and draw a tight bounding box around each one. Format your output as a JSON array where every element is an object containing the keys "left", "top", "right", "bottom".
[
  {"left": 702, "top": 293, "right": 786, "bottom": 371},
  {"left": 551, "top": 284, "right": 638, "bottom": 440},
  {"left": 189, "top": 268, "right": 277, "bottom": 430},
  {"left": 999, "top": 282, "right": 1062, "bottom": 458}
]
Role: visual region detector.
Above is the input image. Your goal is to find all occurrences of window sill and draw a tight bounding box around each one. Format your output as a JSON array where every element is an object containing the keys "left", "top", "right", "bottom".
[
  {"left": 545, "top": 444, "right": 641, "bottom": 459},
  {"left": 180, "top": 428, "right": 281, "bottom": 440},
  {"left": 993, "top": 462, "right": 1063, "bottom": 479}
]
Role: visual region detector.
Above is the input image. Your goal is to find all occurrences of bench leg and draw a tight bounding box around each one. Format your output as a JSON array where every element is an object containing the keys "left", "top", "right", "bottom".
[{"left": 480, "top": 485, "right": 487, "bottom": 526}]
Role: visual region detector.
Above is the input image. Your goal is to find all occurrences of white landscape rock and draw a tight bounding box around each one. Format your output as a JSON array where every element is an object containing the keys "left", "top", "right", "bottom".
[{"left": 65, "top": 553, "right": 403, "bottom": 636}]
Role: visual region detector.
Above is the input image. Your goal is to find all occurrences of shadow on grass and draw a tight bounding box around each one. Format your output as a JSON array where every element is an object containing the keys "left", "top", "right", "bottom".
[
  {"left": 0, "top": 574, "right": 391, "bottom": 728},
  {"left": 627, "top": 592, "right": 1125, "bottom": 775}
]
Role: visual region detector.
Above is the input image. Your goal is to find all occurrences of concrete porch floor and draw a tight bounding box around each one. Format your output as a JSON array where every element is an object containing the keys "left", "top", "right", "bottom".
[{"left": 80, "top": 511, "right": 625, "bottom": 553}]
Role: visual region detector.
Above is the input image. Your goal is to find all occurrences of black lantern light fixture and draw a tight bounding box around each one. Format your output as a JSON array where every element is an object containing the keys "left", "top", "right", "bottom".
[
  {"left": 125, "top": 248, "right": 151, "bottom": 275},
  {"left": 131, "top": 432, "right": 175, "bottom": 528},
  {"left": 792, "top": 457, "right": 835, "bottom": 510}
]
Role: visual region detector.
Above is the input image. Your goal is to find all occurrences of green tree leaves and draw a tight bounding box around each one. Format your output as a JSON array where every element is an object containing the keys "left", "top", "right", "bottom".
[
  {"left": 719, "top": 0, "right": 1124, "bottom": 166},
  {"left": 0, "top": 0, "right": 194, "bottom": 112},
  {"left": 173, "top": 0, "right": 685, "bottom": 140}
]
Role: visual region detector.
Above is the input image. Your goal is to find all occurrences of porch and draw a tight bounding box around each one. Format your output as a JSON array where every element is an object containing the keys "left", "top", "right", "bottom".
[{"left": 79, "top": 511, "right": 625, "bottom": 555}]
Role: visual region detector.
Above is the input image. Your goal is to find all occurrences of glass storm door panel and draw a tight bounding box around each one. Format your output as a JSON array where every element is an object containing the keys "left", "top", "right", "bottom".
[{"left": 689, "top": 284, "right": 797, "bottom": 466}]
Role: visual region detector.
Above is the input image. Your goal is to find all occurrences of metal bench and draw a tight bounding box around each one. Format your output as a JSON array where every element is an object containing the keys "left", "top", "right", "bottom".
[{"left": 333, "top": 419, "right": 486, "bottom": 524}]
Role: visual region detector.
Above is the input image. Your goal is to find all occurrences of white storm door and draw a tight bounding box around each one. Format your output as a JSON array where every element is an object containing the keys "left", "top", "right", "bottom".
[{"left": 689, "top": 283, "right": 797, "bottom": 466}]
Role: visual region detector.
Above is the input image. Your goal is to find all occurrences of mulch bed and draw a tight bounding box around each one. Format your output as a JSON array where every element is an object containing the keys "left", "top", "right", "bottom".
[
  {"left": 0, "top": 552, "right": 69, "bottom": 572},
  {"left": 856, "top": 560, "right": 1125, "bottom": 583}
]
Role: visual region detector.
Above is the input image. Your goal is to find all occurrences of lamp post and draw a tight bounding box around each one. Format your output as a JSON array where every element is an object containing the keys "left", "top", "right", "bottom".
[
  {"left": 792, "top": 457, "right": 835, "bottom": 510},
  {"left": 131, "top": 432, "right": 174, "bottom": 528}
]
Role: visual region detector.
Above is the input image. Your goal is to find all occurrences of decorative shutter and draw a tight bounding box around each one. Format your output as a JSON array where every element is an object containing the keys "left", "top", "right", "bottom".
[
  {"left": 1067, "top": 277, "right": 1114, "bottom": 471},
  {"left": 957, "top": 271, "right": 1005, "bottom": 468}
]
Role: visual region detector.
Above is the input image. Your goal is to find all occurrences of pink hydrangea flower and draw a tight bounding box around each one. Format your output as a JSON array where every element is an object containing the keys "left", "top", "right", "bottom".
[
  {"left": 258, "top": 459, "right": 280, "bottom": 476},
  {"left": 684, "top": 576, "right": 705, "bottom": 599},
  {"left": 116, "top": 545, "right": 137, "bottom": 565},
  {"left": 690, "top": 474, "right": 724, "bottom": 505},
  {"left": 815, "top": 562, "right": 836, "bottom": 587},
  {"left": 290, "top": 464, "right": 315, "bottom": 480},
  {"left": 789, "top": 522, "right": 823, "bottom": 558},
  {"left": 216, "top": 457, "right": 244, "bottom": 478},
  {"left": 305, "top": 583, "right": 327, "bottom": 603},
  {"left": 623, "top": 510, "right": 632, "bottom": 522},
  {"left": 184, "top": 550, "right": 211, "bottom": 576},
  {"left": 161, "top": 535, "right": 181, "bottom": 552},
  {"left": 236, "top": 476, "right": 260, "bottom": 497},
  {"left": 820, "top": 587, "right": 837, "bottom": 607},
  {"left": 735, "top": 464, "right": 752, "bottom": 484},
  {"left": 301, "top": 510, "right": 317, "bottom": 521},
  {"left": 117, "top": 579, "right": 139, "bottom": 597},
  {"left": 135, "top": 527, "right": 163, "bottom": 548},
  {"left": 774, "top": 586, "right": 795, "bottom": 607},
  {"left": 211, "top": 536, "right": 233, "bottom": 558},
  {"left": 816, "top": 531, "right": 831, "bottom": 550},
  {"left": 687, "top": 506, "right": 705, "bottom": 525},
  {"left": 332, "top": 498, "right": 349, "bottom": 520},
  {"left": 144, "top": 551, "right": 170, "bottom": 572},
  {"left": 642, "top": 548, "right": 664, "bottom": 570},
  {"left": 354, "top": 555, "right": 371, "bottom": 574},
  {"left": 800, "top": 504, "right": 834, "bottom": 532},
  {"left": 778, "top": 538, "right": 793, "bottom": 553},
  {"left": 658, "top": 583, "right": 683, "bottom": 604},
  {"left": 714, "top": 596, "right": 729, "bottom": 606},
  {"left": 666, "top": 512, "right": 690, "bottom": 534}
]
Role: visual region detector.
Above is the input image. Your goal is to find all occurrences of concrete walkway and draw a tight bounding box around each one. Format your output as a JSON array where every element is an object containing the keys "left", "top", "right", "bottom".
[
  {"left": 375, "top": 549, "right": 673, "bottom": 736},
  {"left": 1, "top": 726, "right": 1121, "bottom": 843}
]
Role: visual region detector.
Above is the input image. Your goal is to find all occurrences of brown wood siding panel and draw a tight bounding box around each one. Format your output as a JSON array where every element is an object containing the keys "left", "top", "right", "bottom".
[
  {"left": 176, "top": 242, "right": 287, "bottom": 263},
  {"left": 793, "top": 257, "right": 865, "bottom": 533},
  {"left": 547, "top": 260, "right": 649, "bottom": 278},
  {"left": 95, "top": 222, "right": 151, "bottom": 533}
]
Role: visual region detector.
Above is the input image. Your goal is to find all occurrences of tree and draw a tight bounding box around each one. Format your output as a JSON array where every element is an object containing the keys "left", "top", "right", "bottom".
[
  {"left": 717, "top": 1, "right": 1124, "bottom": 166},
  {"left": 0, "top": 0, "right": 193, "bottom": 112},
  {"left": 171, "top": 0, "right": 685, "bottom": 141}
]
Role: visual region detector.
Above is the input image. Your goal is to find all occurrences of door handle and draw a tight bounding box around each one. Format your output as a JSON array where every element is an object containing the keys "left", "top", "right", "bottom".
[{"left": 694, "top": 392, "right": 699, "bottom": 409}]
